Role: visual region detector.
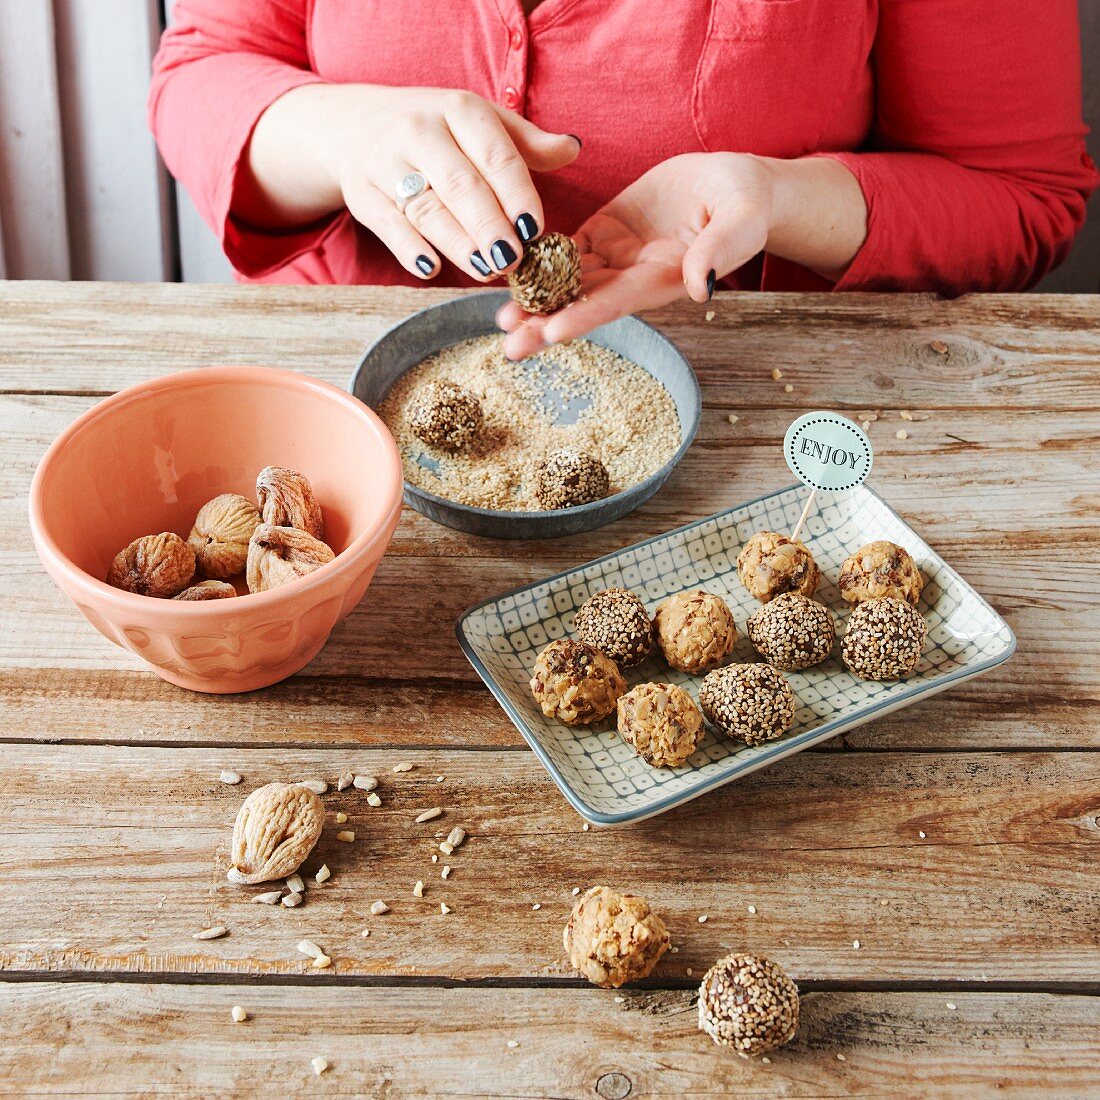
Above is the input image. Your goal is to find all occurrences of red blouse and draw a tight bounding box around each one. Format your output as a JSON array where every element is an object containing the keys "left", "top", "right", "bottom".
[{"left": 150, "top": 0, "right": 1098, "bottom": 294}]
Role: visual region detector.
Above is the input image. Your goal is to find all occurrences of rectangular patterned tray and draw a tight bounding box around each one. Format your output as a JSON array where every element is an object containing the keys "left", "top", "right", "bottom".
[{"left": 456, "top": 485, "right": 1016, "bottom": 825}]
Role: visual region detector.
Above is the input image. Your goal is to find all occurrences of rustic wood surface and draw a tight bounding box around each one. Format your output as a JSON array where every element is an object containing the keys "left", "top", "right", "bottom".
[{"left": 1, "top": 282, "right": 1097, "bottom": 1097}]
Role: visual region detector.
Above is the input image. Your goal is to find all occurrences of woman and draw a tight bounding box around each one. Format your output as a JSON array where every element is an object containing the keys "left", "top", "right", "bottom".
[{"left": 150, "top": 0, "right": 1097, "bottom": 359}]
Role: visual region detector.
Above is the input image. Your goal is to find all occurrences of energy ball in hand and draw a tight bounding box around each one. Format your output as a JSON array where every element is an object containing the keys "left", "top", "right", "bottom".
[
  {"left": 530, "top": 639, "right": 626, "bottom": 726},
  {"left": 407, "top": 379, "right": 483, "bottom": 451},
  {"left": 564, "top": 885, "right": 670, "bottom": 988},
  {"left": 838, "top": 540, "right": 923, "bottom": 605},
  {"left": 699, "top": 664, "right": 796, "bottom": 746},
  {"left": 841, "top": 596, "right": 927, "bottom": 680},
  {"left": 737, "top": 531, "right": 820, "bottom": 603},
  {"left": 574, "top": 587, "right": 653, "bottom": 669},
  {"left": 747, "top": 593, "right": 835, "bottom": 671},
  {"left": 534, "top": 447, "right": 610, "bottom": 509},
  {"left": 698, "top": 953, "right": 800, "bottom": 1056},
  {"left": 508, "top": 232, "right": 582, "bottom": 314},
  {"left": 617, "top": 682, "right": 704, "bottom": 768},
  {"left": 652, "top": 590, "right": 738, "bottom": 675}
]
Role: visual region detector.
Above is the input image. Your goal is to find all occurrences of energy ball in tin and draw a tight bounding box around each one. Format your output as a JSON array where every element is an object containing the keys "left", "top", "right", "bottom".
[
  {"left": 841, "top": 596, "right": 927, "bottom": 680},
  {"left": 617, "top": 682, "right": 704, "bottom": 768},
  {"left": 530, "top": 639, "right": 626, "bottom": 726},
  {"left": 736, "top": 531, "right": 820, "bottom": 603},
  {"left": 407, "top": 379, "right": 483, "bottom": 451},
  {"left": 838, "top": 540, "right": 924, "bottom": 606},
  {"left": 574, "top": 587, "right": 653, "bottom": 669},
  {"left": 699, "top": 664, "right": 796, "bottom": 746},
  {"left": 652, "top": 591, "right": 738, "bottom": 675},
  {"left": 508, "top": 232, "right": 582, "bottom": 314},
  {"left": 746, "top": 593, "right": 835, "bottom": 671},
  {"left": 698, "top": 953, "right": 800, "bottom": 1056},
  {"left": 534, "top": 447, "right": 610, "bottom": 510},
  {"left": 564, "top": 885, "right": 670, "bottom": 988}
]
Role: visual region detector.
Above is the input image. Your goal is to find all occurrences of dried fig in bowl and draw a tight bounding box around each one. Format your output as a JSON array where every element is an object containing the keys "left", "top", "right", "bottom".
[
  {"left": 246, "top": 523, "right": 335, "bottom": 593},
  {"left": 256, "top": 467, "right": 324, "bottom": 540},
  {"left": 173, "top": 580, "right": 236, "bottom": 601},
  {"left": 106, "top": 532, "right": 195, "bottom": 598},
  {"left": 187, "top": 493, "right": 262, "bottom": 579},
  {"left": 227, "top": 782, "right": 325, "bottom": 885}
]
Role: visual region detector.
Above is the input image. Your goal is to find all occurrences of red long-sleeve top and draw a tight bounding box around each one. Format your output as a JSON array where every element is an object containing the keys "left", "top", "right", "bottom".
[{"left": 149, "top": 0, "right": 1098, "bottom": 293}]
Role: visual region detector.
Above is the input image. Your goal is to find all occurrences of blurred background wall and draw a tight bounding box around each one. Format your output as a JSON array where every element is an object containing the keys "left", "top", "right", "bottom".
[{"left": 0, "top": 0, "right": 1097, "bottom": 288}]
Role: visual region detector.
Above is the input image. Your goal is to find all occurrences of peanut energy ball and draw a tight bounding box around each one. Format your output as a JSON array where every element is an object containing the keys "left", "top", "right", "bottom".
[
  {"left": 698, "top": 953, "right": 800, "bottom": 1056},
  {"left": 564, "top": 885, "right": 670, "bottom": 988},
  {"left": 736, "top": 531, "right": 820, "bottom": 603},
  {"left": 534, "top": 447, "right": 610, "bottom": 510},
  {"left": 699, "top": 664, "right": 796, "bottom": 746},
  {"left": 746, "top": 593, "right": 835, "bottom": 671},
  {"left": 530, "top": 639, "right": 626, "bottom": 726},
  {"left": 841, "top": 596, "right": 927, "bottom": 680},
  {"left": 574, "top": 587, "right": 653, "bottom": 669},
  {"left": 617, "top": 682, "right": 704, "bottom": 768},
  {"left": 508, "top": 232, "right": 582, "bottom": 314},
  {"left": 652, "top": 590, "right": 738, "bottom": 675},
  {"left": 838, "top": 540, "right": 924, "bottom": 606},
  {"left": 407, "top": 379, "right": 483, "bottom": 451}
]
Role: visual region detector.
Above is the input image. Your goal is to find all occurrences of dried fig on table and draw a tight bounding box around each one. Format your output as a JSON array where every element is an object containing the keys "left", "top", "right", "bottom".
[
  {"left": 106, "top": 532, "right": 195, "bottom": 597},
  {"left": 187, "top": 493, "right": 262, "bottom": 578},
  {"left": 227, "top": 782, "right": 325, "bottom": 885},
  {"left": 246, "top": 524, "right": 335, "bottom": 593},
  {"left": 173, "top": 580, "right": 237, "bottom": 601},
  {"left": 256, "top": 467, "right": 324, "bottom": 540}
]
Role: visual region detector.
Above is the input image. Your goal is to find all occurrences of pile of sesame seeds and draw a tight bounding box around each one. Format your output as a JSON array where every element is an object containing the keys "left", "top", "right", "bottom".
[
  {"left": 698, "top": 664, "right": 796, "bottom": 746},
  {"left": 573, "top": 587, "right": 654, "bottom": 669},
  {"left": 747, "top": 593, "right": 835, "bottom": 671},
  {"left": 841, "top": 597, "right": 928, "bottom": 680},
  {"left": 698, "top": 953, "right": 800, "bottom": 1056}
]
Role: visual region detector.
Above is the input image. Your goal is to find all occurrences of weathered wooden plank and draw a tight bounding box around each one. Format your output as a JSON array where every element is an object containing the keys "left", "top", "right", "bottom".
[
  {"left": 2, "top": 746, "right": 1096, "bottom": 983},
  {"left": 4, "top": 984, "right": 1097, "bottom": 1099},
  {"left": 1, "top": 284, "right": 1098, "bottom": 408}
]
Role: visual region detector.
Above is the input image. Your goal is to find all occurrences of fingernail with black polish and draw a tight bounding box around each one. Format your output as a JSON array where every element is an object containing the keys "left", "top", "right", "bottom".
[
  {"left": 490, "top": 240, "right": 517, "bottom": 270},
  {"left": 567, "top": 134, "right": 582, "bottom": 149},
  {"left": 470, "top": 251, "right": 492, "bottom": 277},
  {"left": 706, "top": 269, "right": 716, "bottom": 302},
  {"left": 515, "top": 213, "right": 539, "bottom": 243},
  {"left": 415, "top": 255, "right": 435, "bottom": 277}
]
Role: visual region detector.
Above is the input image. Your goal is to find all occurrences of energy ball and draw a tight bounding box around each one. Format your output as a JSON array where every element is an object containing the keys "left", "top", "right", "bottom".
[
  {"left": 508, "top": 232, "right": 582, "bottom": 314},
  {"left": 838, "top": 540, "right": 924, "bottom": 606},
  {"left": 617, "top": 683, "right": 704, "bottom": 768},
  {"left": 746, "top": 593, "right": 835, "bottom": 671},
  {"left": 564, "top": 885, "right": 670, "bottom": 988},
  {"left": 841, "top": 597, "right": 927, "bottom": 680},
  {"left": 574, "top": 587, "right": 653, "bottom": 669},
  {"left": 736, "top": 531, "right": 820, "bottom": 603},
  {"left": 652, "top": 591, "right": 738, "bottom": 675},
  {"left": 699, "top": 664, "right": 796, "bottom": 746},
  {"left": 698, "top": 953, "right": 800, "bottom": 1056},
  {"left": 530, "top": 639, "right": 626, "bottom": 726},
  {"left": 407, "top": 379, "right": 483, "bottom": 451},
  {"left": 534, "top": 447, "right": 610, "bottom": 510}
]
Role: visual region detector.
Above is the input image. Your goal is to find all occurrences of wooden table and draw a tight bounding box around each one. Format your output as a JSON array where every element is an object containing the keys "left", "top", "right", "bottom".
[{"left": 2, "top": 283, "right": 1098, "bottom": 1097}]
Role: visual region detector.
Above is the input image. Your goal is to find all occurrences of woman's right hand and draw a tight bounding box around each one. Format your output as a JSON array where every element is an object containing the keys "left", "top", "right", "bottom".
[{"left": 242, "top": 83, "right": 581, "bottom": 281}]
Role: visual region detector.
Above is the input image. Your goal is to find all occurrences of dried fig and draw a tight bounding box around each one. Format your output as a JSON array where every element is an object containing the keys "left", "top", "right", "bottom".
[
  {"left": 227, "top": 782, "right": 325, "bottom": 885},
  {"left": 187, "top": 493, "right": 261, "bottom": 578},
  {"left": 173, "top": 580, "right": 237, "bottom": 601},
  {"left": 256, "top": 467, "right": 324, "bottom": 540},
  {"left": 246, "top": 524, "right": 335, "bottom": 593},
  {"left": 106, "top": 532, "right": 195, "bottom": 597}
]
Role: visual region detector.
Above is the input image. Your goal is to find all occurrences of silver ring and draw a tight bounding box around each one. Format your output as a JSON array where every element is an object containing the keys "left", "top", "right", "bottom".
[{"left": 395, "top": 171, "right": 428, "bottom": 212}]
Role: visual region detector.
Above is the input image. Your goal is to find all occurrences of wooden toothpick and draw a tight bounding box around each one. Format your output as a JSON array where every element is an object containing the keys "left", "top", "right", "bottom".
[{"left": 790, "top": 489, "right": 816, "bottom": 543}]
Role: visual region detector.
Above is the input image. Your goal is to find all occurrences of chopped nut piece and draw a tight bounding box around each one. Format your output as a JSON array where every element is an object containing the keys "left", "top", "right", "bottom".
[
  {"left": 930, "top": 340, "right": 948, "bottom": 355},
  {"left": 286, "top": 874, "right": 305, "bottom": 895},
  {"left": 445, "top": 827, "right": 466, "bottom": 849},
  {"left": 336, "top": 830, "right": 355, "bottom": 843},
  {"left": 947, "top": 1002, "right": 957, "bottom": 1011},
  {"left": 439, "top": 841, "right": 454, "bottom": 856},
  {"left": 252, "top": 891, "right": 283, "bottom": 905},
  {"left": 441, "top": 866, "right": 451, "bottom": 880},
  {"left": 431, "top": 854, "right": 439, "bottom": 863},
  {"left": 334, "top": 812, "right": 347, "bottom": 825},
  {"left": 440, "top": 902, "right": 451, "bottom": 915},
  {"left": 436, "top": 775, "right": 445, "bottom": 783},
  {"left": 281, "top": 892, "right": 303, "bottom": 908},
  {"left": 919, "top": 831, "right": 926, "bottom": 838},
  {"left": 727, "top": 414, "right": 739, "bottom": 425},
  {"left": 231, "top": 1005, "right": 248, "bottom": 1023},
  {"left": 698, "top": 915, "right": 708, "bottom": 923},
  {"left": 336, "top": 772, "right": 353, "bottom": 792},
  {"left": 899, "top": 410, "right": 914, "bottom": 421},
  {"left": 361, "top": 929, "right": 371, "bottom": 938},
  {"left": 193, "top": 926, "right": 228, "bottom": 941},
  {"left": 415, "top": 807, "right": 443, "bottom": 824},
  {"left": 312, "top": 955, "right": 332, "bottom": 969},
  {"left": 353, "top": 775, "right": 378, "bottom": 791},
  {"left": 301, "top": 779, "right": 327, "bottom": 795},
  {"left": 582, "top": 823, "right": 590, "bottom": 832},
  {"left": 298, "top": 940, "right": 324, "bottom": 959},
  {"left": 392, "top": 762, "right": 414, "bottom": 773},
  {"left": 783, "top": 383, "right": 793, "bottom": 393},
  {"left": 837, "top": 1053, "right": 847, "bottom": 1062},
  {"left": 311, "top": 1057, "right": 328, "bottom": 1076},
  {"left": 853, "top": 940, "right": 861, "bottom": 949},
  {"left": 705, "top": 310, "right": 716, "bottom": 322},
  {"left": 572, "top": 887, "right": 581, "bottom": 896},
  {"left": 366, "top": 793, "right": 382, "bottom": 808},
  {"left": 220, "top": 770, "right": 242, "bottom": 785},
  {"left": 315, "top": 865, "right": 331, "bottom": 884},
  {"left": 614, "top": 996, "right": 625, "bottom": 1004},
  {"left": 507, "top": 1039, "right": 519, "bottom": 1048},
  {"left": 532, "top": 903, "right": 541, "bottom": 911},
  {"left": 771, "top": 368, "right": 783, "bottom": 381},
  {"left": 748, "top": 905, "right": 757, "bottom": 915},
  {"left": 370, "top": 900, "right": 390, "bottom": 916},
  {"left": 413, "top": 880, "right": 424, "bottom": 898}
]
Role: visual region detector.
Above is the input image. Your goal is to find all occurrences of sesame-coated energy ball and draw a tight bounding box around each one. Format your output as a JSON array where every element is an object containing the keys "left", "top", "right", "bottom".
[
  {"left": 530, "top": 639, "right": 626, "bottom": 726},
  {"left": 698, "top": 953, "right": 800, "bottom": 1056},
  {"left": 616, "top": 682, "right": 704, "bottom": 768},
  {"left": 508, "top": 232, "right": 582, "bottom": 314},
  {"left": 841, "top": 597, "right": 927, "bottom": 680},
  {"left": 574, "top": 587, "right": 653, "bottom": 669},
  {"left": 407, "top": 379, "right": 483, "bottom": 451},
  {"left": 838, "top": 540, "right": 924, "bottom": 606},
  {"left": 564, "top": 886, "right": 670, "bottom": 988},
  {"left": 534, "top": 447, "right": 610, "bottom": 510},
  {"left": 652, "top": 591, "right": 738, "bottom": 675},
  {"left": 746, "top": 593, "right": 835, "bottom": 671},
  {"left": 699, "top": 664, "right": 796, "bottom": 746},
  {"left": 736, "top": 531, "right": 820, "bottom": 603}
]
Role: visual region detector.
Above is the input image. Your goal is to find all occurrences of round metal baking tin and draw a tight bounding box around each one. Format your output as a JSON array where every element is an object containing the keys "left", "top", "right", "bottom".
[{"left": 349, "top": 291, "right": 701, "bottom": 539}]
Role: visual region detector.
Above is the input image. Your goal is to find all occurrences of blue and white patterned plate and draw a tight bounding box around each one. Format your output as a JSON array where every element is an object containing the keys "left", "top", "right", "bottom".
[{"left": 456, "top": 484, "right": 1016, "bottom": 825}]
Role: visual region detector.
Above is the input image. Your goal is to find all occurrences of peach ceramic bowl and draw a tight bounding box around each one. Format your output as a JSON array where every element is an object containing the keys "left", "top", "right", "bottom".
[{"left": 30, "top": 366, "right": 403, "bottom": 694}]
